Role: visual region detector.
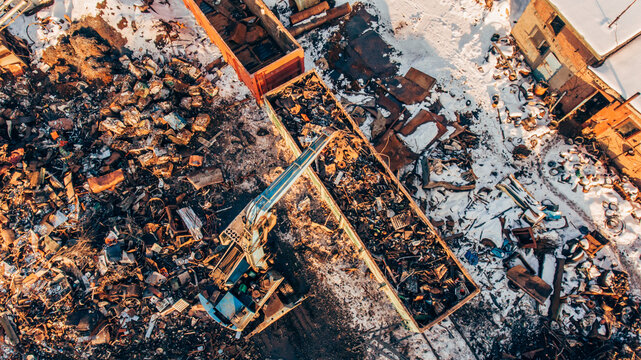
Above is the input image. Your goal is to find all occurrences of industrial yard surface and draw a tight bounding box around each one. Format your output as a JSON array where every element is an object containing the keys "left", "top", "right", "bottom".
[{"left": 0, "top": 0, "right": 639, "bottom": 359}]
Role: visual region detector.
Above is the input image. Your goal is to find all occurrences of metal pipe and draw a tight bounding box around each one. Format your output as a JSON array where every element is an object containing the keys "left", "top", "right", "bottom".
[
  {"left": 0, "top": 0, "right": 15, "bottom": 14},
  {"left": 549, "top": 91, "right": 567, "bottom": 113},
  {"left": 0, "top": 0, "right": 27, "bottom": 27}
]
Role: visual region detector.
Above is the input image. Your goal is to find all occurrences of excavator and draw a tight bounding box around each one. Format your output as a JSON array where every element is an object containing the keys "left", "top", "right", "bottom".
[{"left": 199, "top": 126, "right": 339, "bottom": 336}]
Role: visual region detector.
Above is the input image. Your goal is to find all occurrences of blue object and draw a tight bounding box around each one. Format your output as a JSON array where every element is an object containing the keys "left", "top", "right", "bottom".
[
  {"left": 491, "top": 248, "right": 507, "bottom": 258},
  {"left": 215, "top": 292, "right": 248, "bottom": 323},
  {"left": 464, "top": 250, "right": 479, "bottom": 266},
  {"left": 225, "top": 256, "right": 250, "bottom": 288},
  {"left": 544, "top": 210, "right": 562, "bottom": 221},
  {"left": 501, "top": 238, "right": 515, "bottom": 253},
  {"left": 490, "top": 239, "right": 515, "bottom": 258},
  {"left": 198, "top": 293, "right": 224, "bottom": 324}
]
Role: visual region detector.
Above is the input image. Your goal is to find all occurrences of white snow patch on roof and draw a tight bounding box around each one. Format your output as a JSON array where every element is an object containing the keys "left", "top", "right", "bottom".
[
  {"left": 590, "top": 36, "right": 641, "bottom": 112},
  {"left": 548, "top": 0, "right": 641, "bottom": 56}
]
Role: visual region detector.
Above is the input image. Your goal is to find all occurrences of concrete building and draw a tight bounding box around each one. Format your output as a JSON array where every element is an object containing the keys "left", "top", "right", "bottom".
[{"left": 512, "top": 0, "right": 641, "bottom": 185}]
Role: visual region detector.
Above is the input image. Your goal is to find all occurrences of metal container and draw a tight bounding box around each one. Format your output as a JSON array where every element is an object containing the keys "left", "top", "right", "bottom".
[
  {"left": 263, "top": 70, "right": 479, "bottom": 333},
  {"left": 182, "top": 0, "right": 305, "bottom": 103}
]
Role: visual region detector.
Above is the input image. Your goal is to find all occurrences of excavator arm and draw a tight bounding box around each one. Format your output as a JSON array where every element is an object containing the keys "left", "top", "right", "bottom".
[
  {"left": 243, "top": 127, "right": 338, "bottom": 256},
  {"left": 245, "top": 128, "right": 338, "bottom": 227}
]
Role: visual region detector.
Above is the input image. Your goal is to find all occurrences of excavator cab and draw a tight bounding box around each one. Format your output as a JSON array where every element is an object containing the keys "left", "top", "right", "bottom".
[{"left": 200, "top": 269, "right": 284, "bottom": 330}]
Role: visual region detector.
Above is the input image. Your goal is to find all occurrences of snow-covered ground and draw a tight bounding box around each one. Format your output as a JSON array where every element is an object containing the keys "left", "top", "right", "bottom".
[
  {"left": 11, "top": 0, "right": 223, "bottom": 69},
  {"left": 276, "top": 0, "right": 641, "bottom": 357},
  {"left": 7, "top": 0, "right": 641, "bottom": 358}
]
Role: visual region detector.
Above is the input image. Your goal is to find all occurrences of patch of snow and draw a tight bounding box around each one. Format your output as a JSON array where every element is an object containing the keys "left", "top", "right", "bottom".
[
  {"left": 548, "top": 0, "right": 641, "bottom": 56},
  {"left": 590, "top": 36, "right": 641, "bottom": 113},
  {"left": 399, "top": 121, "right": 439, "bottom": 153}
]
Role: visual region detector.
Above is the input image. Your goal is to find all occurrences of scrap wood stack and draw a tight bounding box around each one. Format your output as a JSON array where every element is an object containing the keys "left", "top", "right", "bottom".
[{"left": 0, "top": 21, "right": 262, "bottom": 359}]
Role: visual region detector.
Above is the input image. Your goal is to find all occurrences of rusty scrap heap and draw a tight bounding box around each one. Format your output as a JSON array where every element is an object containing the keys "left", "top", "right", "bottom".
[
  {"left": 267, "top": 72, "right": 478, "bottom": 329},
  {"left": 0, "top": 28, "right": 262, "bottom": 359}
]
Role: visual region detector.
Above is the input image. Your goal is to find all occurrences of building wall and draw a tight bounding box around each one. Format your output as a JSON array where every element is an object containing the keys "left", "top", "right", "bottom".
[
  {"left": 585, "top": 103, "right": 641, "bottom": 186},
  {"left": 512, "top": 0, "right": 641, "bottom": 185},
  {"left": 555, "top": 71, "right": 595, "bottom": 114},
  {"left": 511, "top": 0, "right": 598, "bottom": 114}
]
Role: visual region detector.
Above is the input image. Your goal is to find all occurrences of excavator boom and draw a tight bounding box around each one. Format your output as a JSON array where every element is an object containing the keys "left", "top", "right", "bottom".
[{"left": 245, "top": 128, "right": 337, "bottom": 231}]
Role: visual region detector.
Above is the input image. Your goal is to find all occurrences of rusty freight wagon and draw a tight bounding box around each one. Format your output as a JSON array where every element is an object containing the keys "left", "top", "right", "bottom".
[
  {"left": 182, "top": 0, "right": 304, "bottom": 102},
  {"left": 263, "top": 70, "right": 479, "bottom": 332}
]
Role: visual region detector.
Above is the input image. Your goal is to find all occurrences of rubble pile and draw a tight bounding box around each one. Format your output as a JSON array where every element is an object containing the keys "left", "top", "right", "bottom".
[
  {"left": 41, "top": 16, "right": 128, "bottom": 85},
  {"left": 481, "top": 34, "right": 641, "bottom": 358},
  {"left": 553, "top": 259, "right": 641, "bottom": 358},
  {"left": 0, "top": 24, "right": 265, "bottom": 359},
  {"left": 267, "top": 72, "right": 477, "bottom": 328}
]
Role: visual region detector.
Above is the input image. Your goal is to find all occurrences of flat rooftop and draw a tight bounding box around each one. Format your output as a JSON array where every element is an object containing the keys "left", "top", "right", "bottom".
[
  {"left": 548, "top": 0, "right": 641, "bottom": 56},
  {"left": 591, "top": 35, "right": 641, "bottom": 112}
]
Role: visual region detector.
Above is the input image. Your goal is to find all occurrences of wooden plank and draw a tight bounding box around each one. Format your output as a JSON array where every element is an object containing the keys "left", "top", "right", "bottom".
[
  {"left": 548, "top": 257, "right": 565, "bottom": 320},
  {"left": 507, "top": 265, "right": 552, "bottom": 305}
]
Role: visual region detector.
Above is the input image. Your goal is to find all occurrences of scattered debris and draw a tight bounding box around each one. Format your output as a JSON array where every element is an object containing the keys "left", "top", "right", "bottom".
[{"left": 0, "top": 18, "right": 271, "bottom": 359}]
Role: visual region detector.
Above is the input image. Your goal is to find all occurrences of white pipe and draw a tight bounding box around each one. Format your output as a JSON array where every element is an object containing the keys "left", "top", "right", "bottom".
[
  {"left": 0, "top": 0, "right": 27, "bottom": 27},
  {"left": 0, "top": 0, "right": 15, "bottom": 13}
]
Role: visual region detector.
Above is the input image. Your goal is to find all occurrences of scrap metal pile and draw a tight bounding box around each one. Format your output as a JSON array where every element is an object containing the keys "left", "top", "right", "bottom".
[
  {"left": 267, "top": 72, "right": 477, "bottom": 328},
  {"left": 560, "top": 265, "right": 640, "bottom": 355},
  {"left": 0, "top": 23, "right": 261, "bottom": 359}
]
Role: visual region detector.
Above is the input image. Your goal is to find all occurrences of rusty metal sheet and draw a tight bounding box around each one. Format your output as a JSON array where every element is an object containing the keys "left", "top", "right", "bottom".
[
  {"left": 507, "top": 265, "right": 552, "bottom": 304},
  {"left": 375, "top": 132, "right": 418, "bottom": 173},
  {"left": 405, "top": 67, "right": 436, "bottom": 93}
]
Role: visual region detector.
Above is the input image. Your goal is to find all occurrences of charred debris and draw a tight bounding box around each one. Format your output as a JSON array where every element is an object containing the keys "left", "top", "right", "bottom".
[
  {"left": 0, "top": 19, "right": 274, "bottom": 359},
  {"left": 0, "top": 0, "right": 639, "bottom": 359}
]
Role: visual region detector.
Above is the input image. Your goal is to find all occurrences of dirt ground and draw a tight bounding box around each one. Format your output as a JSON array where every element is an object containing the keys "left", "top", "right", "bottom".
[{"left": 214, "top": 103, "right": 367, "bottom": 360}]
